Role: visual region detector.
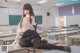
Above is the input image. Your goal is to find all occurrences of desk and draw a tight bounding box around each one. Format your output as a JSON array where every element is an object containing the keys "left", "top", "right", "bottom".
[
  {"left": 0, "top": 33, "right": 16, "bottom": 37},
  {"left": 46, "top": 29, "right": 80, "bottom": 46},
  {"left": 42, "top": 45, "right": 80, "bottom": 53},
  {"left": 0, "top": 29, "right": 80, "bottom": 45},
  {"left": 0, "top": 28, "right": 80, "bottom": 37},
  {"left": 68, "top": 35, "right": 80, "bottom": 45},
  {"left": 0, "top": 33, "right": 16, "bottom": 45},
  {"left": 46, "top": 29, "right": 80, "bottom": 36},
  {"left": 0, "top": 44, "right": 35, "bottom": 53},
  {"left": 68, "top": 35, "right": 80, "bottom": 38},
  {"left": 0, "top": 45, "right": 80, "bottom": 53}
]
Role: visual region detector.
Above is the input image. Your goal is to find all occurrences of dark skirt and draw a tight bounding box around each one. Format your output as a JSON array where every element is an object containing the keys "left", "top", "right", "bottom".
[{"left": 19, "top": 29, "right": 41, "bottom": 47}]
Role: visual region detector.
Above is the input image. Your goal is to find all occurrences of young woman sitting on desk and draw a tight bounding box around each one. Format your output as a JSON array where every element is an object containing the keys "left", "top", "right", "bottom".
[{"left": 13, "top": 3, "right": 71, "bottom": 52}]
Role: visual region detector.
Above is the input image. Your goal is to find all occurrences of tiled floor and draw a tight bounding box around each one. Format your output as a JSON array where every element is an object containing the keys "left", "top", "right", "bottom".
[
  {"left": 42, "top": 45, "right": 80, "bottom": 53},
  {"left": 23, "top": 45, "right": 80, "bottom": 53},
  {"left": 0, "top": 45, "right": 80, "bottom": 53}
]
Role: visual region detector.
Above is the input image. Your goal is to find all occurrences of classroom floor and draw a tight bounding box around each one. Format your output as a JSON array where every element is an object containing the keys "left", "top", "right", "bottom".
[
  {"left": 5, "top": 45, "right": 80, "bottom": 53},
  {"left": 0, "top": 27, "right": 80, "bottom": 53}
]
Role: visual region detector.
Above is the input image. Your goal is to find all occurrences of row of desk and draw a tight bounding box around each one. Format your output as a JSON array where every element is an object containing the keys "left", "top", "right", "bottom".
[
  {"left": 0, "top": 27, "right": 80, "bottom": 53},
  {"left": 0, "top": 27, "right": 80, "bottom": 44}
]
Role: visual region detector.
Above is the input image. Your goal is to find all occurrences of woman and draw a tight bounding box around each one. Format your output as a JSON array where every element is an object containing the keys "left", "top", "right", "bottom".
[{"left": 13, "top": 3, "right": 71, "bottom": 52}]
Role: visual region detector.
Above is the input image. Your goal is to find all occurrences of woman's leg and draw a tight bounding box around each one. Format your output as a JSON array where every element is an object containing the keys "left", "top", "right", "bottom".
[
  {"left": 32, "top": 30, "right": 41, "bottom": 39},
  {"left": 31, "top": 38, "right": 71, "bottom": 52},
  {"left": 19, "top": 38, "right": 33, "bottom": 47},
  {"left": 21, "top": 30, "right": 33, "bottom": 39},
  {"left": 20, "top": 30, "right": 37, "bottom": 47}
]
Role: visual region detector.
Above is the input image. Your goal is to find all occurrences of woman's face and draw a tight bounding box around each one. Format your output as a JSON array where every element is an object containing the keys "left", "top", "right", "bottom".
[{"left": 23, "top": 9, "right": 29, "bottom": 15}]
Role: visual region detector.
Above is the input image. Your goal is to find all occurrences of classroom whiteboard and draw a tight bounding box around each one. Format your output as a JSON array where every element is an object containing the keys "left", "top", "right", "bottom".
[{"left": 0, "top": 8, "right": 9, "bottom": 25}]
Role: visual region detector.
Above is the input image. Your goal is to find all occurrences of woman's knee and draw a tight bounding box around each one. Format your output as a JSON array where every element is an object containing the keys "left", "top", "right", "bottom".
[
  {"left": 34, "top": 44, "right": 42, "bottom": 49},
  {"left": 19, "top": 40, "right": 26, "bottom": 47},
  {"left": 19, "top": 39, "right": 32, "bottom": 47},
  {"left": 31, "top": 38, "right": 42, "bottom": 48}
]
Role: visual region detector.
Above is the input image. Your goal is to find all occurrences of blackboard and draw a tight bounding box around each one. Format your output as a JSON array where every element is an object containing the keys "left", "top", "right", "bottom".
[
  {"left": 9, "top": 15, "right": 42, "bottom": 25},
  {"left": 35, "top": 16, "right": 42, "bottom": 24},
  {"left": 9, "top": 15, "right": 21, "bottom": 25}
]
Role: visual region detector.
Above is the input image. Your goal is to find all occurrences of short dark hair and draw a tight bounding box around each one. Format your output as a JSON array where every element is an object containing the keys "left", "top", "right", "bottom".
[{"left": 23, "top": 3, "right": 34, "bottom": 17}]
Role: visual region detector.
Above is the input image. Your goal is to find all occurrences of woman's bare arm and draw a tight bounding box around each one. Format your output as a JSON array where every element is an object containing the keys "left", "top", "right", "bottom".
[{"left": 12, "top": 22, "right": 22, "bottom": 44}]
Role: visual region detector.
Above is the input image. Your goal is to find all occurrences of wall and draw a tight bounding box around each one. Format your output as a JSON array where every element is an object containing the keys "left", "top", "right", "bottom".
[
  {"left": 59, "top": 5, "right": 72, "bottom": 16},
  {"left": 0, "top": 8, "right": 9, "bottom": 25},
  {"left": 42, "top": 7, "right": 57, "bottom": 27},
  {"left": 58, "top": 4, "right": 80, "bottom": 27},
  {"left": 58, "top": 4, "right": 80, "bottom": 16},
  {"left": 0, "top": 7, "right": 21, "bottom": 31},
  {"left": 0, "top": 6, "right": 57, "bottom": 31},
  {"left": 0, "top": 25, "right": 17, "bottom": 31},
  {"left": 66, "top": 15, "right": 80, "bottom": 26}
]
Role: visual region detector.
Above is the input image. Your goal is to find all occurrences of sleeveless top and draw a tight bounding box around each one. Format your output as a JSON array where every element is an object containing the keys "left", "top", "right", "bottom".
[{"left": 17, "top": 17, "right": 36, "bottom": 33}]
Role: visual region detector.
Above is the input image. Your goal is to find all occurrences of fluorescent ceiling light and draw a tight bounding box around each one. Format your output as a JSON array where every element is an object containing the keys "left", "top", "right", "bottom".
[
  {"left": 14, "top": 0, "right": 21, "bottom": 2},
  {"left": 72, "top": 0, "right": 78, "bottom": 1},
  {"left": 37, "top": 0, "right": 48, "bottom": 4},
  {"left": 55, "top": 1, "right": 80, "bottom": 6},
  {"left": 55, "top": 3, "right": 65, "bottom": 6},
  {"left": 72, "top": 6, "right": 74, "bottom": 14}
]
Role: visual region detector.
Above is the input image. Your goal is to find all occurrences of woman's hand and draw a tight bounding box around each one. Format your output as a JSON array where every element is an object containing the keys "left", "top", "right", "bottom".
[
  {"left": 12, "top": 40, "right": 19, "bottom": 45},
  {"left": 12, "top": 34, "right": 20, "bottom": 45},
  {"left": 29, "top": 24, "right": 35, "bottom": 30},
  {"left": 16, "top": 28, "right": 22, "bottom": 35}
]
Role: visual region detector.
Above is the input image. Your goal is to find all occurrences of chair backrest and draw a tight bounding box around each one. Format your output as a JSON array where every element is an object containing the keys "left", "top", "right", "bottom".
[
  {"left": 69, "top": 25, "right": 74, "bottom": 27},
  {"left": 74, "top": 24, "right": 79, "bottom": 27}
]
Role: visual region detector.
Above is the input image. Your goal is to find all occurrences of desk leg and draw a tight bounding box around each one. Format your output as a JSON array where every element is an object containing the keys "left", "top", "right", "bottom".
[
  {"left": 27, "top": 49, "right": 30, "bottom": 53},
  {"left": 3, "top": 41, "right": 7, "bottom": 45},
  {"left": 33, "top": 47, "right": 36, "bottom": 53}
]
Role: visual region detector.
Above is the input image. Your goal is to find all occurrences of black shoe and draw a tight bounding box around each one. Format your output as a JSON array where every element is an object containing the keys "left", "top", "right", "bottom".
[{"left": 63, "top": 46, "right": 71, "bottom": 52}]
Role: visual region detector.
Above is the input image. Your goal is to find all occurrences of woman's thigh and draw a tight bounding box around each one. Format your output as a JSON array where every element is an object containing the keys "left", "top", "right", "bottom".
[
  {"left": 19, "top": 38, "right": 33, "bottom": 47},
  {"left": 31, "top": 38, "right": 41, "bottom": 47}
]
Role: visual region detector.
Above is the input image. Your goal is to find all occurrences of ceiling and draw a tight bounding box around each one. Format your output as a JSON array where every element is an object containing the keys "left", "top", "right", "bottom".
[
  {"left": 0, "top": 0, "right": 80, "bottom": 10},
  {"left": 0, "top": 0, "right": 58, "bottom": 10}
]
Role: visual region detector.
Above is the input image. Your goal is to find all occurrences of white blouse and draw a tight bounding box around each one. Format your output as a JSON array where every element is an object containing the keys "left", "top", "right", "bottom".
[{"left": 17, "top": 17, "right": 36, "bottom": 33}]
